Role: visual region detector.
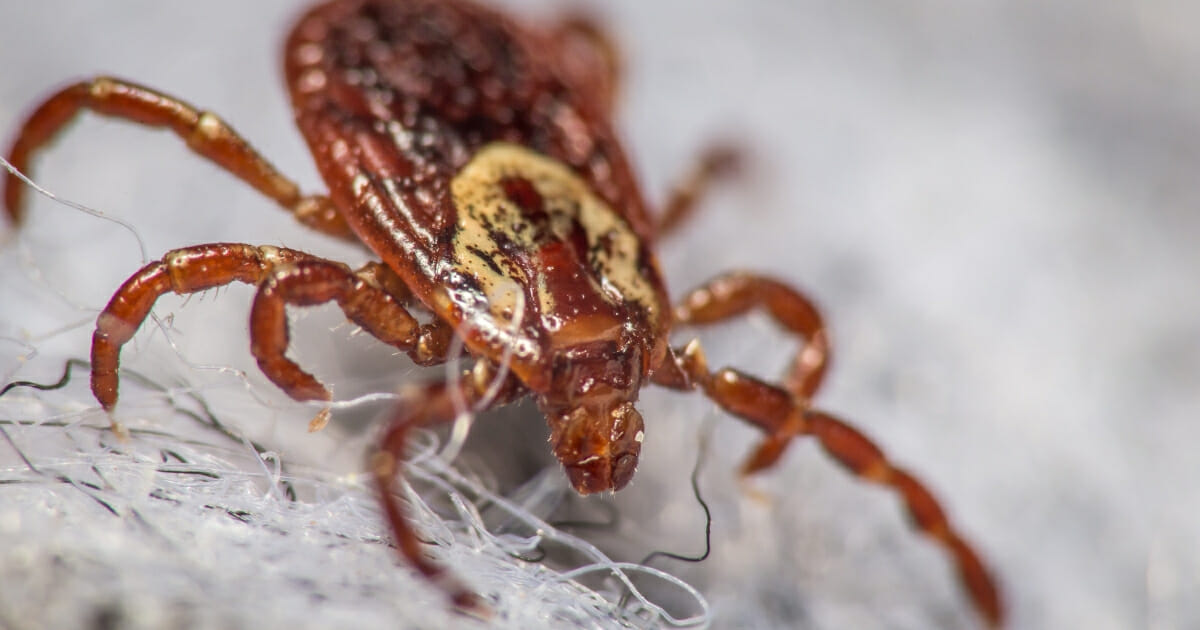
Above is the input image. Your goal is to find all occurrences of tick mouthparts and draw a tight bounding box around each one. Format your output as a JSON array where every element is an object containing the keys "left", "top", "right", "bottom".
[
  {"left": 548, "top": 401, "right": 644, "bottom": 494},
  {"left": 563, "top": 451, "right": 638, "bottom": 494}
]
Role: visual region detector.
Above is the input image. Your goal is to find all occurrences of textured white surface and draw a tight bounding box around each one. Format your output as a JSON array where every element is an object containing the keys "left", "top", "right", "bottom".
[{"left": 2, "top": 2, "right": 1200, "bottom": 629}]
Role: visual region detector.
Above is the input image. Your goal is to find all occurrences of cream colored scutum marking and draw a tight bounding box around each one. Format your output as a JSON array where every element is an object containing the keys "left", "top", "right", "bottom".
[{"left": 448, "top": 143, "right": 659, "bottom": 349}]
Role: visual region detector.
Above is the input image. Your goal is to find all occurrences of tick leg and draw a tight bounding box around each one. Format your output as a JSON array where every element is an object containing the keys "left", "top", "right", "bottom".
[
  {"left": 250, "top": 259, "right": 456, "bottom": 402},
  {"left": 3, "top": 76, "right": 353, "bottom": 240},
  {"left": 652, "top": 343, "right": 1003, "bottom": 627},
  {"left": 655, "top": 143, "right": 742, "bottom": 237},
  {"left": 674, "top": 272, "right": 829, "bottom": 400},
  {"left": 352, "top": 260, "right": 458, "bottom": 366},
  {"left": 549, "top": 14, "right": 621, "bottom": 116},
  {"left": 92, "top": 243, "right": 316, "bottom": 412},
  {"left": 90, "top": 244, "right": 441, "bottom": 413},
  {"left": 371, "top": 363, "right": 524, "bottom": 615}
]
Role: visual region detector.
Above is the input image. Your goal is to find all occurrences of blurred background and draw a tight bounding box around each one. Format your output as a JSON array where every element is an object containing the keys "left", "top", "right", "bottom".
[{"left": 2, "top": 1, "right": 1198, "bottom": 629}]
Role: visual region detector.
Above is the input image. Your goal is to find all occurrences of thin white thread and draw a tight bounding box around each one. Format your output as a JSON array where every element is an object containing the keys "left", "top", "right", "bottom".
[
  {"left": 25, "top": 316, "right": 97, "bottom": 344},
  {"left": 1, "top": 155, "right": 148, "bottom": 264},
  {"left": 242, "top": 437, "right": 284, "bottom": 503},
  {"left": 1, "top": 365, "right": 710, "bottom": 629},
  {"left": 12, "top": 240, "right": 103, "bottom": 314},
  {"left": 0, "top": 336, "right": 38, "bottom": 385},
  {"left": 409, "top": 449, "right": 712, "bottom": 628},
  {"left": 440, "top": 289, "right": 525, "bottom": 464}
]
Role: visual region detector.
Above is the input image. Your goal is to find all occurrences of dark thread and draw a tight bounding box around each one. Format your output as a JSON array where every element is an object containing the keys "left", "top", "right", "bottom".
[
  {"left": 619, "top": 424, "right": 714, "bottom": 611},
  {"left": 0, "top": 357, "right": 78, "bottom": 397},
  {"left": 0, "top": 358, "right": 82, "bottom": 474},
  {"left": 0, "top": 358, "right": 298, "bottom": 503}
]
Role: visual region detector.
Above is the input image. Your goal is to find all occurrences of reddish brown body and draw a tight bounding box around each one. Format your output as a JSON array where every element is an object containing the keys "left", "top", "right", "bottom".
[{"left": 2, "top": 0, "right": 1003, "bottom": 625}]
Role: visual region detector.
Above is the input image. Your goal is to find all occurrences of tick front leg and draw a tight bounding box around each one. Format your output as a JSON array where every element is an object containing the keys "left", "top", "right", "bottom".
[
  {"left": 250, "top": 260, "right": 456, "bottom": 402},
  {"left": 371, "top": 363, "right": 524, "bottom": 615},
  {"left": 91, "top": 243, "right": 317, "bottom": 412},
  {"left": 3, "top": 77, "right": 353, "bottom": 240},
  {"left": 674, "top": 272, "right": 829, "bottom": 400},
  {"left": 90, "top": 244, "right": 444, "bottom": 414},
  {"left": 652, "top": 343, "right": 1003, "bottom": 627}
]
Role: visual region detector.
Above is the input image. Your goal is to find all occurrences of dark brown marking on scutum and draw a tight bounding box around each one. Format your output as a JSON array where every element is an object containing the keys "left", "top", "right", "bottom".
[
  {"left": 499, "top": 175, "right": 547, "bottom": 224},
  {"left": 466, "top": 246, "right": 506, "bottom": 279}
]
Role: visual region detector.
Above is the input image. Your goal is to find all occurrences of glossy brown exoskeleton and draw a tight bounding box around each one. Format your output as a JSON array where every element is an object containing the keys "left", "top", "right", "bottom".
[{"left": 2, "top": 0, "right": 1003, "bottom": 625}]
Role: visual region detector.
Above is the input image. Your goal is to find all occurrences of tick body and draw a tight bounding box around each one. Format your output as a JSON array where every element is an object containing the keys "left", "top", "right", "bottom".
[{"left": 3, "top": 0, "right": 1003, "bottom": 625}]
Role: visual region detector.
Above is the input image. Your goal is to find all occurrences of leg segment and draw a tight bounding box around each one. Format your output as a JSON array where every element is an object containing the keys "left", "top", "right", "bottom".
[
  {"left": 550, "top": 14, "right": 621, "bottom": 116},
  {"left": 250, "top": 260, "right": 456, "bottom": 402},
  {"left": 92, "top": 244, "right": 313, "bottom": 411},
  {"left": 674, "top": 272, "right": 829, "bottom": 400},
  {"left": 655, "top": 143, "right": 742, "bottom": 237},
  {"left": 652, "top": 342, "right": 1003, "bottom": 627},
  {"left": 90, "top": 244, "right": 438, "bottom": 412},
  {"left": 3, "top": 77, "right": 353, "bottom": 239},
  {"left": 371, "top": 363, "right": 524, "bottom": 614}
]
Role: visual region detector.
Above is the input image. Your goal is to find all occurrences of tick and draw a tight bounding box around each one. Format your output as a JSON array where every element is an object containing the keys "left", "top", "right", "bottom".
[{"left": 3, "top": 0, "right": 1002, "bottom": 625}]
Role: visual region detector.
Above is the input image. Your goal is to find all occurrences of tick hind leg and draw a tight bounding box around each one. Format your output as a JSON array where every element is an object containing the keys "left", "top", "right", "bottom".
[
  {"left": 91, "top": 244, "right": 448, "bottom": 413},
  {"left": 3, "top": 77, "right": 353, "bottom": 240},
  {"left": 371, "top": 364, "right": 524, "bottom": 615}
]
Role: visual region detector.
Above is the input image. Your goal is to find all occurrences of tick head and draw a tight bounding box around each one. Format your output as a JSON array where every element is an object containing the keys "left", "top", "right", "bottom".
[
  {"left": 540, "top": 335, "right": 647, "bottom": 494},
  {"left": 547, "top": 401, "right": 644, "bottom": 494}
]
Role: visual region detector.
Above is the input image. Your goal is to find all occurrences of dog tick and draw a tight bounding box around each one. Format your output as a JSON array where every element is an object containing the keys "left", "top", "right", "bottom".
[{"left": 3, "top": 0, "right": 1003, "bottom": 625}]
